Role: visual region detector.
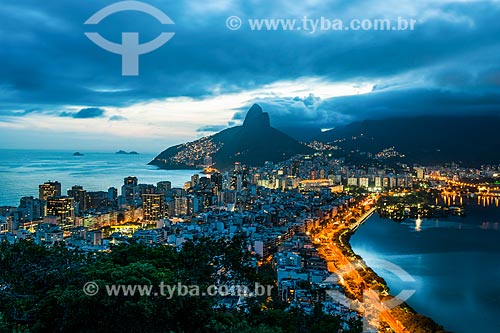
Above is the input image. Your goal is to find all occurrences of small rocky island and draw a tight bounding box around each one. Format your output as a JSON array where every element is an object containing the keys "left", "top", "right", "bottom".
[
  {"left": 115, "top": 150, "right": 139, "bottom": 155},
  {"left": 73, "top": 152, "right": 84, "bottom": 156}
]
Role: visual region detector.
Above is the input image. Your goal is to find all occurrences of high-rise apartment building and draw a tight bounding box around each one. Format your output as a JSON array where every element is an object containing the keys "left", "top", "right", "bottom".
[
  {"left": 46, "top": 196, "right": 75, "bottom": 229},
  {"left": 39, "top": 181, "right": 61, "bottom": 201},
  {"left": 68, "top": 185, "right": 88, "bottom": 213},
  {"left": 142, "top": 194, "right": 165, "bottom": 222}
]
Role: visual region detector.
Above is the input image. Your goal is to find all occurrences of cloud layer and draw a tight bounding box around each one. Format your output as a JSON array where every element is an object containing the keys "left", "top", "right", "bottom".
[{"left": 1, "top": 0, "right": 500, "bottom": 150}]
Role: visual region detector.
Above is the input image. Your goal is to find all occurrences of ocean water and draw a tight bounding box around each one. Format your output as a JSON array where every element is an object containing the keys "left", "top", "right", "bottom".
[
  {"left": 0, "top": 150, "right": 198, "bottom": 206},
  {"left": 351, "top": 203, "right": 500, "bottom": 333}
]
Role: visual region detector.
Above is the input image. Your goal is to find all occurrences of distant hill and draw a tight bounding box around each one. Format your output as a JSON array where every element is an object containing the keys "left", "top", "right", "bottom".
[
  {"left": 317, "top": 115, "right": 500, "bottom": 166},
  {"left": 149, "top": 104, "right": 314, "bottom": 170}
]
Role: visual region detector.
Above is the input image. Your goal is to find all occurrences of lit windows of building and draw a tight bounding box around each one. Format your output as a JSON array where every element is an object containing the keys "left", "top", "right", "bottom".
[
  {"left": 46, "top": 196, "right": 75, "bottom": 229},
  {"left": 39, "top": 181, "right": 61, "bottom": 201},
  {"left": 142, "top": 194, "right": 165, "bottom": 222}
]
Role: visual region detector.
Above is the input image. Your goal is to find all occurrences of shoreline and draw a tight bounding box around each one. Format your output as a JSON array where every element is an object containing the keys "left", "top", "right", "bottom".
[
  {"left": 349, "top": 200, "right": 500, "bottom": 333},
  {"left": 313, "top": 201, "right": 447, "bottom": 333},
  {"left": 343, "top": 209, "right": 447, "bottom": 332},
  {"left": 0, "top": 150, "right": 201, "bottom": 207}
]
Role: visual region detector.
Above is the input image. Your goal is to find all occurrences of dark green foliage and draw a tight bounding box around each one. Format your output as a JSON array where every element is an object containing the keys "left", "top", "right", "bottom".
[{"left": 0, "top": 239, "right": 360, "bottom": 333}]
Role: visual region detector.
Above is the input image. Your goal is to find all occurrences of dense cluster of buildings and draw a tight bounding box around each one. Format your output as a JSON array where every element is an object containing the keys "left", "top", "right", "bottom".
[
  {"left": 2, "top": 152, "right": 499, "bottom": 250},
  {"left": 273, "top": 234, "right": 358, "bottom": 322},
  {"left": 3, "top": 152, "right": 499, "bottom": 327}
]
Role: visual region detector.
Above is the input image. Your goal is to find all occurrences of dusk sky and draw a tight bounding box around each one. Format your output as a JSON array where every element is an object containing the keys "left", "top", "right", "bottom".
[{"left": 1, "top": 0, "right": 500, "bottom": 152}]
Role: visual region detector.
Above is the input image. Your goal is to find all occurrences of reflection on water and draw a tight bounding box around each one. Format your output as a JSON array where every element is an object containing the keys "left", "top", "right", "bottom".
[
  {"left": 351, "top": 203, "right": 500, "bottom": 333},
  {"left": 480, "top": 221, "right": 499, "bottom": 231},
  {"left": 439, "top": 193, "right": 498, "bottom": 208},
  {"left": 415, "top": 217, "right": 422, "bottom": 232}
]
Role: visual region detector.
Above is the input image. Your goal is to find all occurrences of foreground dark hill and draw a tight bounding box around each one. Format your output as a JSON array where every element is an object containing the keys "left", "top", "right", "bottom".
[
  {"left": 150, "top": 104, "right": 314, "bottom": 170},
  {"left": 317, "top": 115, "right": 500, "bottom": 166}
]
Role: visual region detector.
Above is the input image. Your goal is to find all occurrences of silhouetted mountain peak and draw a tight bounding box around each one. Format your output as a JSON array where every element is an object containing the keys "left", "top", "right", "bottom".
[
  {"left": 149, "top": 104, "right": 314, "bottom": 170},
  {"left": 243, "top": 104, "right": 270, "bottom": 128}
]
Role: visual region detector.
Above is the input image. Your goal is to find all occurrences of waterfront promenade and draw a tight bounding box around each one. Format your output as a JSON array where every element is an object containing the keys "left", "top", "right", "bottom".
[{"left": 313, "top": 199, "right": 410, "bottom": 333}]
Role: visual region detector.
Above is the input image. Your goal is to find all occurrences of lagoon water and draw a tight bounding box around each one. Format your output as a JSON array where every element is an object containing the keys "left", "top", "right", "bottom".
[
  {"left": 351, "top": 203, "right": 500, "bottom": 333},
  {"left": 0, "top": 150, "right": 197, "bottom": 206}
]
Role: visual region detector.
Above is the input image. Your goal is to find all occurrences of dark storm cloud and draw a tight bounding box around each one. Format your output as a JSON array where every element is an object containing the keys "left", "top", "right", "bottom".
[
  {"left": 1, "top": 0, "right": 500, "bottom": 127},
  {"left": 61, "top": 107, "right": 106, "bottom": 119},
  {"left": 232, "top": 94, "right": 336, "bottom": 128},
  {"left": 325, "top": 88, "right": 500, "bottom": 120},
  {"left": 238, "top": 86, "right": 500, "bottom": 129}
]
